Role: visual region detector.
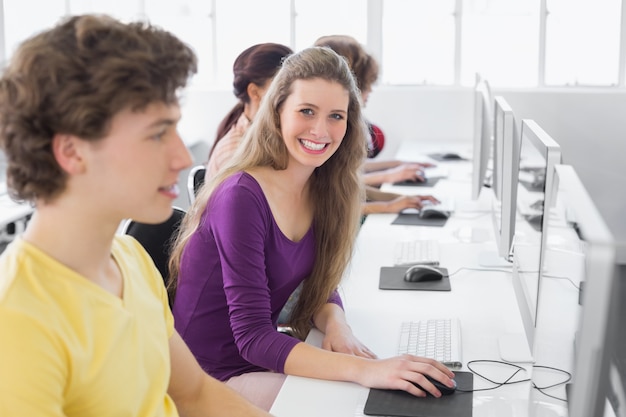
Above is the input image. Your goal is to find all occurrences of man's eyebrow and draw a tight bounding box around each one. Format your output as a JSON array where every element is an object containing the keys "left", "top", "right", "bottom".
[{"left": 146, "top": 117, "right": 179, "bottom": 128}]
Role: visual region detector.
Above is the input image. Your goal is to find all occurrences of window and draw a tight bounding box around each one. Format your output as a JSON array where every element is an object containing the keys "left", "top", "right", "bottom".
[
  {"left": 460, "top": 0, "right": 539, "bottom": 87},
  {"left": 294, "top": 0, "right": 367, "bottom": 51},
  {"left": 213, "top": 0, "right": 291, "bottom": 88},
  {"left": 545, "top": 0, "right": 621, "bottom": 86},
  {"left": 382, "top": 0, "right": 456, "bottom": 85},
  {"left": 1, "top": 0, "right": 625, "bottom": 89}
]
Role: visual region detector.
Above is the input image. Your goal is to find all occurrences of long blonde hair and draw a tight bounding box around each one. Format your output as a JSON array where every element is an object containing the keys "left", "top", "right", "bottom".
[{"left": 169, "top": 46, "right": 368, "bottom": 340}]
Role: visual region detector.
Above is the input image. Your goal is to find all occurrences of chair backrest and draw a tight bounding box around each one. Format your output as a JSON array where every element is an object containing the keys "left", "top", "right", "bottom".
[
  {"left": 187, "top": 165, "right": 206, "bottom": 205},
  {"left": 121, "top": 207, "right": 186, "bottom": 290}
]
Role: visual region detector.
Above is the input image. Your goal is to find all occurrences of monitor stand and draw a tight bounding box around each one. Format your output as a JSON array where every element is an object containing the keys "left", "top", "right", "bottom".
[
  {"left": 478, "top": 251, "right": 513, "bottom": 268},
  {"left": 454, "top": 226, "right": 491, "bottom": 243},
  {"left": 498, "top": 333, "right": 534, "bottom": 363}
]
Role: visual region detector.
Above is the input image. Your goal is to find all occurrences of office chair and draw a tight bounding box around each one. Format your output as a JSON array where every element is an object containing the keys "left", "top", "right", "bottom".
[
  {"left": 121, "top": 207, "right": 186, "bottom": 304},
  {"left": 187, "top": 165, "right": 206, "bottom": 205}
]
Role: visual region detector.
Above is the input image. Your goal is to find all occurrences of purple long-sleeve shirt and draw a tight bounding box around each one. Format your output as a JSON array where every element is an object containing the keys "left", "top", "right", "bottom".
[{"left": 173, "top": 172, "right": 342, "bottom": 381}]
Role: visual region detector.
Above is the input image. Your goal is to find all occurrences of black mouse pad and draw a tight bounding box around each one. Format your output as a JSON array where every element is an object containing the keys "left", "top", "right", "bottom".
[
  {"left": 393, "top": 177, "right": 441, "bottom": 187},
  {"left": 427, "top": 153, "right": 467, "bottom": 162},
  {"left": 364, "top": 371, "right": 473, "bottom": 417},
  {"left": 379, "top": 266, "right": 450, "bottom": 291},
  {"left": 392, "top": 213, "right": 448, "bottom": 227}
]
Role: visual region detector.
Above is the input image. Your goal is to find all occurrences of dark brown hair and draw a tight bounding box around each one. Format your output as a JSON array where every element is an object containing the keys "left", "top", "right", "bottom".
[
  {"left": 314, "top": 35, "right": 379, "bottom": 93},
  {"left": 0, "top": 14, "right": 197, "bottom": 203},
  {"left": 210, "top": 42, "right": 293, "bottom": 154}
]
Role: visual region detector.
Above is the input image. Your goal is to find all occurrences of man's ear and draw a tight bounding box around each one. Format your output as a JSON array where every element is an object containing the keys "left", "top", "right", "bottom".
[{"left": 52, "top": 133, "right": 85, "bottom": 174}]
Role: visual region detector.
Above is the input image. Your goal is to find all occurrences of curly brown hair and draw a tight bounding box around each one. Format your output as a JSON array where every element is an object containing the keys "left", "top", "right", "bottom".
[{"left": 0, "top": 14, "right": 197, "bottom": 203}]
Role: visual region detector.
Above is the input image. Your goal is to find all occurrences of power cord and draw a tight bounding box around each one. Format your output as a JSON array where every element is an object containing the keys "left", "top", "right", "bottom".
[
  {"left": 531, "top": 365, "right": 572, "bottom": 401},
  {"left": 453, "top": 359, "right": 571, "bottom": 401},
  {"left": 542, "top": 273, "right": 581, "bottom": 291},
  {"left": 454, "top": 360, "right": 529, "bottom": 393},
  {"left": 447, "top": 266, "right": 513, "bottom": 277}
]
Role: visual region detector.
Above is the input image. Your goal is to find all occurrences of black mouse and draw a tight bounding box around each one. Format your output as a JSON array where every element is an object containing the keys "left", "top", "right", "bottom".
[
  {"left": 441, "top": 153, "right": 462, "bottom": 161},
  {"left": 413, "top": 375, "right": 457, "bottom": 396},
  {"left": 419, "top": 207, "right": 450, "bottom": 220},
  {"left": 404, "top": 265, "right": 444, "bottom": 282}
]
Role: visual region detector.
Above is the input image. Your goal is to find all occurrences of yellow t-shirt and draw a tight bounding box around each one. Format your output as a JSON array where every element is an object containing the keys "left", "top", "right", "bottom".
[{"left": 0, "top": 236, "right": 178, "bottom": 417}]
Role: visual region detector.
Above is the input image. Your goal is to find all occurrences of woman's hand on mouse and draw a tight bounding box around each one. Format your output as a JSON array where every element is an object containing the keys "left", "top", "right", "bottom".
[{"left": 356, "top": 355, "right": 455, "bottom": 398}]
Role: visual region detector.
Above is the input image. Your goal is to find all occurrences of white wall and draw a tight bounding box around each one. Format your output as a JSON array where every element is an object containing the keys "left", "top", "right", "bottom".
[{"left": 178, "top": 87, "right": 626, "bottom": 242}]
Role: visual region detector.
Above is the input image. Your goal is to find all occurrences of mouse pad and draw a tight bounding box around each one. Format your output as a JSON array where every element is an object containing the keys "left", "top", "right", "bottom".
[
  {"left": 392, "top": 213, "right": 448, "bottom": 227},
  {"left": 379, "top": 266, "right": 451, "bottom": 291},
  {"left": 427, "top": 153, "right": 467, "bottom": 162},
  {"left": 363, "top": 371, "right": 474, "bottom": 417},
  {"left": 393, "top": 178, "right": 441, "bottom": 187}
]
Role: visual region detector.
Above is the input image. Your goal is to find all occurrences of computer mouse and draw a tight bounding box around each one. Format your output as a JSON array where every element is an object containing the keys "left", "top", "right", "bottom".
[
  {"left": 441, "top": 153, "right": 462, "bottom": 161},
  {"left": 413, "top": 375, "right": 457, "bottom": 396},
  {"left": 419, "top": 207, "right": 450, "bottom": 220},
  {"left": 403, "top": 265, "right": 444, "bottom": 282}
]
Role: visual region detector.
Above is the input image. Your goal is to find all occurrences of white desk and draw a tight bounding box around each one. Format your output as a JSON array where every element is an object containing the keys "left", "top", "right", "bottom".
[{"left": 270, "top": 143, "right": 575, "bottom": 417}]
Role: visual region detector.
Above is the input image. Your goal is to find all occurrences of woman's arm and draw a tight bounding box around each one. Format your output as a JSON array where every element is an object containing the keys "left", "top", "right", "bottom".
[
  {"left": 283, "top": 339, "right": 455, "bottom": 398},
  {"left": 313, "top": 302, "right": 376, "bottom": 358},
  {"left": 363, "top": 163, "right": 426, "bottom": 186},
  {"left": 362, "top": 186, "right": 440, "bottom": 215},
  {"left": 168, "top": 331, "right": 272, "bottom": 417},
  {"left": 290, "top": 302, "right": 456, "bottom": 398},
  {"left": 363, "top": 159, "right": 403, "bottom": 173}
]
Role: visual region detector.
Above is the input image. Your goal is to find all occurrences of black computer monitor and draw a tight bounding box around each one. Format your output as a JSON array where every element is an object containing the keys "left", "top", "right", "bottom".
[
  {"left": 471, "top": 74, "right": 493, "bottom": 200},
  {"left": 501, "top": 120, "right": 561, "bottom": 362},
  {"left": 536, "top": 164, "right": 619, "bottom": 417}
]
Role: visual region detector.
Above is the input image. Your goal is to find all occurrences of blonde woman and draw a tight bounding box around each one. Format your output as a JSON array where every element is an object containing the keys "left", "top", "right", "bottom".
[{"left": 169, "top": 47, "right": 455, "bottom": 411}]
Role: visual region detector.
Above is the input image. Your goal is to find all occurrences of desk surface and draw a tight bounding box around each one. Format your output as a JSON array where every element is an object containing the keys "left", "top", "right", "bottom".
[{"left": 270, "top": 142, "right": 575, "bottom": 417}]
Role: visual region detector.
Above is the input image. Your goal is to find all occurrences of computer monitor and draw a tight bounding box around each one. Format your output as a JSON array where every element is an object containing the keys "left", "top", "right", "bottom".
[
  {"left": 471, "top": 74, "right": 493, "bottom": 200},
  {"left": 500, "top": 120, "right": 561, "bottom": 362},
  {"left": 534, "top": 164, "right": 618, "bottom": 417},
  {"left": 492, "top": 96, "right": 518, "bottom": 259}
]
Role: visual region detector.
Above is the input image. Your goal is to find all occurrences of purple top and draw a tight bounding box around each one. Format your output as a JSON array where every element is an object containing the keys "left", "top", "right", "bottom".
[{"left": 173, "top": 172, "right": 343, "bottom": 381}]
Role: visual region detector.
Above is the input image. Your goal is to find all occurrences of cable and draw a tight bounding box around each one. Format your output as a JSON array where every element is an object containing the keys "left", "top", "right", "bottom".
[
  {"left": 452, "top": 360, "right": 572, "bottom": 401},
  {"left": 454, "top": 360, "right": 530, "bottom": 393},
  {"left": 447, "top": 266, "right": 513, "bottom": 277},
  {"left": 542, "top": 273, "right": 581, "bottom": 291},
  {"left": 531, "top": 365, "right": 572, "bottom": 402}
]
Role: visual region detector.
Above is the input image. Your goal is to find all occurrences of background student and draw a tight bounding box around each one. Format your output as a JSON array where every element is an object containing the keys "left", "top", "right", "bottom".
[
  {"left": 0, "top": 14, "right": 271, "bottom": 417},
  {"left": 314, "top": 35, "right": 439, "bottom": 214},
  {"left": 169, "top": 46, "right": 455, "bottom": 411},
  {"left": 206, "top": 42, "right": 293, "bottom": 179}
]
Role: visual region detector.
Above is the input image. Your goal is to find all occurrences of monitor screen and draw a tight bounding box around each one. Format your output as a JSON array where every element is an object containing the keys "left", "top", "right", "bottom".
[
  {"left": 503, "top": 120, "right": 561, "bottom": 362},
  {"left": 492, "top": 96, "right": 518, "bottom": 259},
  {"left": 471, "top": 74, "right": 493, "bottom": 200},
  {"left": 538, "top": 165, "right": 618, "bottom": 417}
]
